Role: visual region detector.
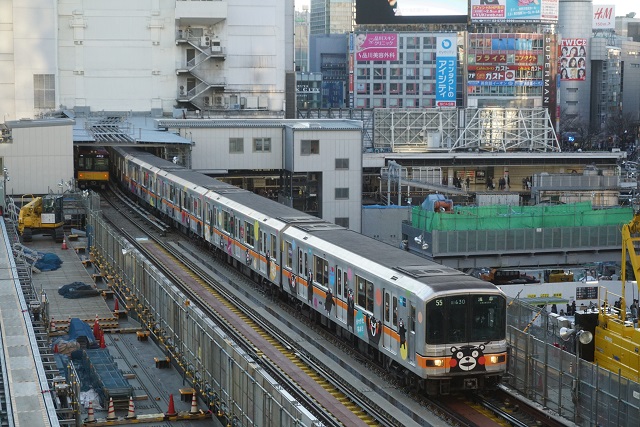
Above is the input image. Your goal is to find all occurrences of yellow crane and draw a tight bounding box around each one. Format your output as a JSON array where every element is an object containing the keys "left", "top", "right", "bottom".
[
  {"left": 593, "top": 210, "right": 640, "bottom": 381},
  {"left": 17, "top": 194, "right": 65, "bottom": 243}
]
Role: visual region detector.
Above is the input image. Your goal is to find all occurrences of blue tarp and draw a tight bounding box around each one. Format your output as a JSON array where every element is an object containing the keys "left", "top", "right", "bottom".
[
  {"left": 67, "top": 318, "right": 97, "bottom": 344},
  {"left": 35, "top": 252, "right": 63, "bottom": 271},
  {"left": 58, "top": 282, "right": 100, "bottom": 299}
]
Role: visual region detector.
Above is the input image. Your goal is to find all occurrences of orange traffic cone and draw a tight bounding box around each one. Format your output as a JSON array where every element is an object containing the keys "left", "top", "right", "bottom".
[
  {"left": 100, "top": 334, "right": 106, "bottom": 349},
  {"left": 189, "top": 392, "right": 198, "bottom": 414},
  {"left": 85, "top": 400, "right": 96, "bottom": 423},
  {"left": 61, "top": 238, "right": 68, "bottom": 250},
  {"left": 165, "top": 394, "right": 177, "bottom": 417},
  {"left": 106, "top": 397, "right": 117, "bottom": 420},
  {"left": 53, "top": 343, "right": 59, "bottom": 353},
  {"left": 125, "top": 396, "right": 136, "bottom": 419}
]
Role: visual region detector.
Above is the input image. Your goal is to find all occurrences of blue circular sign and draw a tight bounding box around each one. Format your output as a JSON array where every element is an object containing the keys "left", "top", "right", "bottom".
[{"left": 441, "top": 39, "right": 452, "bottom": 49}]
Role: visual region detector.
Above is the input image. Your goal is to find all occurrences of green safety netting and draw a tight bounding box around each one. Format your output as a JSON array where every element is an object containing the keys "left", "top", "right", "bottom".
[{"left": 412, "top": 202, "right": 633, "bottom": 232}]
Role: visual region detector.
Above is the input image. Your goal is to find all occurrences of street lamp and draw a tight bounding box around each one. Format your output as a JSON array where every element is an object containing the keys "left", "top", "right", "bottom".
[{"left": 560, "top": 327, "right": 593, "bottom": 423}]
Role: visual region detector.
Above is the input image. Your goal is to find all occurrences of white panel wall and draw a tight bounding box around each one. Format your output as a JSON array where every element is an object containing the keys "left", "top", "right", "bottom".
[
  {"left": 1, "top": 0, "right": 293, "bottom": 119},
  {"left": 188, "top": 127, "right": 284, "bottom": 171},
  {"left": 293, "top": 129, "right": 362, "bottom": 232},
  {"left": 0, "top": 123, "right": 74, "bottom": 196}
]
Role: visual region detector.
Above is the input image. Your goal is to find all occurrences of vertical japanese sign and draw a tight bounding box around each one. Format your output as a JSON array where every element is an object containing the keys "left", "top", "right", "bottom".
[
  {"left": 436, "top": 36, "right": 457, "bottom": 107},
  {"left": 354, "top": 33, "right": 398, "bottom": 62}
]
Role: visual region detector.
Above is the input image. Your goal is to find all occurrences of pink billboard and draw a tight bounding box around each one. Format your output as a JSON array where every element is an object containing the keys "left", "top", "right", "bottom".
[{"left": 354, "top": 33, "right": 398, "bottom": 62}]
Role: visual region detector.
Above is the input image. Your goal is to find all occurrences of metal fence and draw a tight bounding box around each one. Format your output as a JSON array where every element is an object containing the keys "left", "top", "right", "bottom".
[{"left": 507, "top": 299, "right": 640, "bottom": 426}]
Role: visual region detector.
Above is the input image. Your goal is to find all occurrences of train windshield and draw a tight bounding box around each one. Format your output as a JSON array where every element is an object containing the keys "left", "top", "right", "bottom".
[{"left": 426, "top": 294, "right": 506, "bottom": 344}]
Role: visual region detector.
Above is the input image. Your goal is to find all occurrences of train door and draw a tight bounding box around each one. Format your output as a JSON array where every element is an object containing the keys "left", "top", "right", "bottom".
[
  {"left": 383, "top": 289, "right": 398, "bottom": 352},
  {"left": 408, "top": 303, "right": 416, "bottom": 365}
]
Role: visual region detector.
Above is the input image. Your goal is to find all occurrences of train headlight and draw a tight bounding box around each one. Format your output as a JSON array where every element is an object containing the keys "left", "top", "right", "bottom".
[
  {"left": 490, "top": 355, "right": 499, "bottom": 364},
  {"left": 426, "top": 359, "right": 445, "bottom": 367}
]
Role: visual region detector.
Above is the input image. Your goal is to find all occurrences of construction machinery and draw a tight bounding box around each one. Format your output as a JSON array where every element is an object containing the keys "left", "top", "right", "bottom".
[
  {"left": 18, "top": 195, "right": 65, "bottom": 243},
  {"left": 592, "top": 209, "right": 640, "bottom": 382}
]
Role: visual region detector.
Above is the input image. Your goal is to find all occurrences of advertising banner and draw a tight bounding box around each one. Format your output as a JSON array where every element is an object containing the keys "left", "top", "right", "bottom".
[
  {"left": 471, "top": 0, "right": 558, "bottom": 23},
  {"left": 543, "top": 33, "right": 558, "bottom": 127},
  {"left": 436, "top": 36, "right": 457, "bottom": 107},
  {"left": 593, "top": 5, "right": 615, "bottom": 30},
  {"left": 355, "top": 0, "right": 468, "bottom": 24},
  {"left": 354, "top": 33, "right": 398, "bottom": 62},
  {"left": 559, "top": 38, "right": 587, "bottom": 81}
]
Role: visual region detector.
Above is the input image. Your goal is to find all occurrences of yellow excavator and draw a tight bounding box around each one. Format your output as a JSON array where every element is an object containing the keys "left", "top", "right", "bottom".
[
  {"left": 17, "top": 195, "right": 65, "bottom": 243},
  {"left": 593, "top": 210, "right": 640, "bottom": 382}
]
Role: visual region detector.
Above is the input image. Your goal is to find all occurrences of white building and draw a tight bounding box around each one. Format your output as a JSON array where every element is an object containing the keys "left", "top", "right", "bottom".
[{"left": 0, "top": 0, "right": 295, "bottom": 120}]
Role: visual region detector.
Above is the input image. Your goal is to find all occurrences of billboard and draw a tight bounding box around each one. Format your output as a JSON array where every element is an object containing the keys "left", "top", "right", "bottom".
[
  {"left": 353, "top": 33, "right": 398, "bottom": 62},
  {"left": 436, "top": 36, "right": 457, "bottom": 107},
  {"left": 470, "top": 0, "right": 559, "bottom": 23},
  {"left": 559, "top": 39, "right": 587, "bottom": 81},
  {"left": 355, "top": 0, "right": 468, "bottom": 24},
  {"left": 593, "top": 5, "right": 615, "bottom": 30}
]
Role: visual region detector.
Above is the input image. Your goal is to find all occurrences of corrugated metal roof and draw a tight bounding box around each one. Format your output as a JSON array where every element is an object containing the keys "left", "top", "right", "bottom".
[{"left": 156, "top": 118, "right": 362, "bottom": 131}]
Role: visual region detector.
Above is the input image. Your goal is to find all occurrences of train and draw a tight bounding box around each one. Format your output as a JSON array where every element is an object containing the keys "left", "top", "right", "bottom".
[
  {"left": 74, "top": 145, "right": 110, "bottom": 189},
  {"left": 110, "top": 146, "right": 508, "bottom": 395}
]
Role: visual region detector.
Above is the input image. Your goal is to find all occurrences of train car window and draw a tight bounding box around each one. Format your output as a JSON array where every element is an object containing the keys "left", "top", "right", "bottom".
[
  {"left": 284, "top": 241, "right": 293, "bottom": 268},
  {"left": 337, "top": 268, "right": 342, "bottom": 296},
  {"left": 304, "top": 253, "right": 308, "bottom": 276},
  {"left": 245, "top": 221, "right": 254, "bottom": 246},
  {"left": 314, "top": 256, "right": 328, "bottom": 286},
  {"left": 206, "top": 203, "right": 212, "bottom": 226},
  {"left": 259, "top": 231, "right": 265, "bottom": 253},
  {"left": 392, "top": 297, "right": 398, "bottom": 326},
  {"left": 471, "top": 295, "right": 506, "bottom": 341},
  {"left": 270, "top": 234, "right": 277, "bottom": 260},
  {"left": 343, "top": 272, "right": 348, "bottom": 297},
  {"left": 448, "top": 297, "right": 468, "bottom": 342},
  {"left": 426, "top": 299, "right": 445, "bottom": 344},
  {"left": 385, "top": 293, "right": 390, "bottom": 322},
  {"left": 356, "top": 276, "right": 374, "bottom": 311},
  {"left": 222, "top": 211, "right": 231, "bottom": 234},
  {"left": 410, "top": 304, "right": 416, "bottom": 332},
  {"left": 298, "top": 249, "right": 303, "bottom": 274}
]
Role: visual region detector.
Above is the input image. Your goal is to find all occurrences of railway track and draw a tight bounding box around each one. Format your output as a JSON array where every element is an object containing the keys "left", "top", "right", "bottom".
[
  {"left": 98, "top": 185, "right": 571, "bottom": 427},
  {"left": 100, "top": 187, "right": 384, "bottom": 426}
]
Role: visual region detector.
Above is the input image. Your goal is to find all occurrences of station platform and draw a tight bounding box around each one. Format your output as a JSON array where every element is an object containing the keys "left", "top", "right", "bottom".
[{"left": 0, "top": 224, "right": 218, "bottom": 426}]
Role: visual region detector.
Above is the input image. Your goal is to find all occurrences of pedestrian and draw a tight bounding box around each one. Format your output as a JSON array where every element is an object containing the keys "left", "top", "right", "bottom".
[
  {"left": 571, "top": 301, "right": 576, "bottom": 315},
  {"left": 551, "top": 303, "right": 557, "bottom": 314}
]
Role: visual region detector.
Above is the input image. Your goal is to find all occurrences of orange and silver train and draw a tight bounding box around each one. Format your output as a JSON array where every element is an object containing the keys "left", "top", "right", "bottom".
[
  {"left": 74, "top": 145, "right": 110, "bottom": 189},
  {"left": 111, "top": 146, "right": 508, "bottom": 395}
]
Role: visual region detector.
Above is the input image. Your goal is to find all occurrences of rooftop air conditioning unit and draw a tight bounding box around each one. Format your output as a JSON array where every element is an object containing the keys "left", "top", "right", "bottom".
[{"left": 201, "top": 36, "right": 211, "bottom": 47}]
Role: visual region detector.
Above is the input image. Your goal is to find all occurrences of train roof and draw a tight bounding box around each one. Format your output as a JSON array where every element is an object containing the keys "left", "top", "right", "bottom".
[{"left": 303, "top": 228, "right": 500, "bottom": 295}]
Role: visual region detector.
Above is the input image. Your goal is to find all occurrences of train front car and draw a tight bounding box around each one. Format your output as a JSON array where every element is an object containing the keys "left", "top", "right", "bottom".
[
  {"left": 75, "top": 146, "right": 110, "bottom": 189},
  {"left": 419, "top": 272, "right": 507, "bottom": 395}
]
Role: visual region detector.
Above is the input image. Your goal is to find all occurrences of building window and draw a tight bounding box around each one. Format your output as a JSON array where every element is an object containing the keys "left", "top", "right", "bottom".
[
  {"left": 335, "top": 188, "right": 349, "bottom": 199},
  {"left": 373, "top": 98, "right": 386, "bottom": 108},
  {"left": 335, "top": 217, "right": 350, "bottom": 228},
  {"left": 356, "top": 98, "right": 370, "bottom": 108},
  {"left": 335, "top": 158, "right": 349, "bottom": 169},
  {"left": 253, "top": 138, "right": 271, "bottom": 152},
  {"left": 390, "top": 83, "right": 402, "bottom": 94},
  {"left": 373, "top": 68, "right": 386, "bottom": 79},
  {"left": 357, "top": 83, "right": 370, "bottom": 94},
  {"left": 390, "top": 67, "right": 403, "bottom": 79},
  {"left": 373, "top": 82, "right": 385, "bottom": 94},
  {"left": 301, "top": 139, "right": 320, "bottom": 155},
  {"left": 229, "top": 138, "right": 244, "bottom": 153},
  {"left": 406, "top": 83, "right": 418, "bottom": 94},
  {"left": 34, "top": 74, "right": 55, "bottom": 109}
]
